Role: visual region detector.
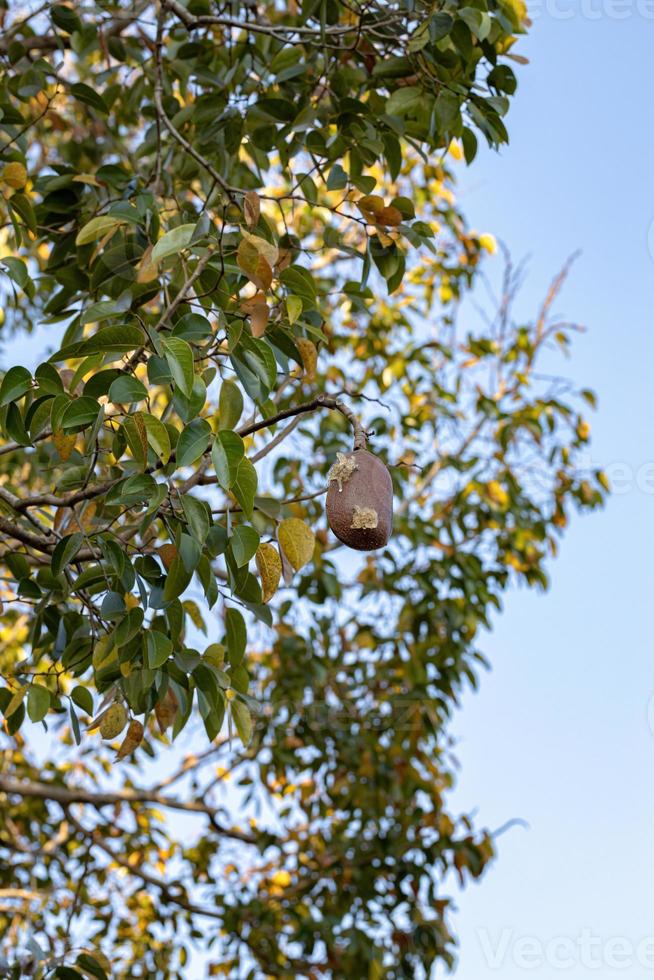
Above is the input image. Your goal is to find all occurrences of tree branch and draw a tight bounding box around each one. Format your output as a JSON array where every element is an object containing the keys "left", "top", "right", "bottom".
[
  {"left": 0, "top": 774, "right": 256, "bottom": 845},
  {"left": 237, "top": 393, "right": 369, "bottom": 450},
  {"left": 154, "top": 7, "right": 238, "bottom": 201},
  {"left": 65, "top": 810, "right": 225, "bottom": 921}
]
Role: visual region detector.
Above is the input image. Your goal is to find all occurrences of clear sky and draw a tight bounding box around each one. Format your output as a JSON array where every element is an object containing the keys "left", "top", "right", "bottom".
[{"left": 439, "top": 6, "right": 654, "bottom": 977}]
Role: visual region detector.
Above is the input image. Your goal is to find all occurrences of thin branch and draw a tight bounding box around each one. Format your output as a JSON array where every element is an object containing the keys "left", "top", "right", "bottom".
[
  {"left": 0, "top": 775, "right": 256, "bottom": 845},
  {"left": 237, "top": 393, "right": 369, "bottom": 450},
  {"left": 66, "top": 810, "right": 225, "bottom": 921},
  {"left": 154, "top": 7, "right": 238, "bottom": 201}
]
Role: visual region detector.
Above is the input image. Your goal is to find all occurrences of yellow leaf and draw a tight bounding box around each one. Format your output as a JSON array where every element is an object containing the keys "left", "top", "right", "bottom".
[
  {"left": 295, "top": 338, "right": 317, "bottom": 381},
  {"left": 183, "top": 598, "right": 206, "bottom": 632},
  {"left": 486, "top": 480, "right": 509, "bottom": 509},
  {"left": 240, "top": 228, "right": 278, "bottom": 269},
  {"left": 357, "top": 195, "right": 402, "bottom": 227},
  {"left": 255, "top": 543, "right": 282, "bottom": 602},
  {"left": 74, "top": 500, "right": 97, "bottom": 530},
  {"left": 243, "top": 190, "right": 260, "bottom": 229},
  {"left": 72, "top": 174, "right": 102, "bottom": 187},
  {"left": 277, "top": 518, "right": 315, "bottom": 572},
  {"left": 2, "top": 162, "right": 27, "bottom": 189},
  {"left": 237, "top": 238, "right": 273, "bottom": 291},
  {"left": 287, "top": 295, "right": 302, "bottom": 325},
  {"left": 448, "top": 139, "right": 464, "bottom": 161},
  {"left": 478, "top": 233, "right": 497, "bottom": 254},
  {"left": 53, "top": 429, "right": 77, "bottom": 462},
  {"left": 231, "top": 698, "right": 252, "bottom": 746},
  {"left": 241, "top": 291, "right": 269, "bottom": 338},
  {"left": 137, "top": 244, "right": 159, "bottom": 283}
]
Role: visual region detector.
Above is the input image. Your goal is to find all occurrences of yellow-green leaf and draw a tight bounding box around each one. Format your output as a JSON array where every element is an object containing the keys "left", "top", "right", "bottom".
[
  {"left": 76, "top": 215, "right": 126, "bottom": 246},
  {"left": 278, "top": 518, "right": 315, "bottom": 572},
  {"left": 255, "top": 542, "right": 282, "bottom": 602},
  {"left": 231, "top": 698, "right": 252, "bottom": 746}
]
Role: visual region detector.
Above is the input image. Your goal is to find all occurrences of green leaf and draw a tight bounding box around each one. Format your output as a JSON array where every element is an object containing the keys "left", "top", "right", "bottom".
[
  {"left": 230, "top": 525, "right": 260, "bottom": 568},
  {"left": 176, "top": 418, "right": 212, "bottom": 468},
  {"left": 71, "top": 685, "right": 94, "bottom": 715},
  {"left": 70, "top": 83, "right": 108, "bottom": 115},
  {"left": 75, "top": 215, "right": 126, "bottom": 246},
  {"left": 193, "top": 665, "right": 226, "bottom": 741},
  {"left": 113, "top": 608, "right": 144, "bottom": 648},
  {"left": 211, "top": 430, "right": 245, "bottom": 490},
  {"left": 181, "top": 495, "right": 210, "bottom": 544},
  {"left": 61, "top": 397, "right": 101, "bottom": 432},
  {"left": 35, "top": 361, "right": 63, "bottom": 395},
  {"left": 286, "top": 295, "right": 302, "bottom": 325},
  {"left": 232, "top": 456, "right": 258, "bottom": 519},
  {"left": 151, "top": 224, "right": 196, "bottom": 264},
  {"left": 172, "top": 313, "right": 212, "bottom": 344},
  {"left": 2, "top": 256, "right": 34, "bottom": 298},
  {"left": 142, "top": 413, "right": 171, "bottom": 464},
  {"left": 459, "top": 7, "right": 492, "bottom": 40},
  {"left": 27, "top": 684, "right": 50, "bottom": 723},
  {"left": 3, "top": 686, "right": 26, "bottom": 719},
  {"left": 0, "top": 366, "right": 32, "bottom": 406},
  {"left": 218, "top": 380, "right": 243, "bottom": 430},
  {"left": 225, "top": 607, "right": 246, "bottom": 666},
  {"left": 86, "top": 326, "right": 145, "bottom": 356},
  {"left": 78, "top": 326, "right": 141, "bottom": 357},
  {"left": 8, "top": 193, "right": 37, "bottom": 234},
  {"left": 4, "top": 402, "right": 30, "bottom": 445},
  {"left": 145, "top": 630, "right": 173, "bottom": 668},
  {"left": 70, "top": 704, "right": 82, "bottom": 745},
  {"left": 231, "top": 698, "right": 253, "bottom": 745},
  {"left": 121, "top": 414, "right": 148, "bottom": 469},
  {"left": 386, "top": 86, "right": 423, "bottom": 116},
  {"left": 108, "top": 375, "right": 148, "bottom": 404},
  {"left": 51, "top": 532, "right": 84, "bottom": 576},
  {"left": 106, "top": 473, "right": 158, "bottom": 507},
  {"left": 163, "top": 556, "right": 194, "bottom": 602},
  {"left": 75, "top": 953, "right": 108, "bottom": 980},
  {"left": 51, "top": 4, "right": 83, "bottom": 33},
  {"left": 163, "top": 337, "right": 195, "bottom": 398},
  {"left": 50, "top": 325, "right": 145, "bottom": 360}
]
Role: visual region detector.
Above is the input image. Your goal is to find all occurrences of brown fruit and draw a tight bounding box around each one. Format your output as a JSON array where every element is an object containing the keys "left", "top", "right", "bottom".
[{"left": 326, "top": 449, "right": 393, "bottom": 551}]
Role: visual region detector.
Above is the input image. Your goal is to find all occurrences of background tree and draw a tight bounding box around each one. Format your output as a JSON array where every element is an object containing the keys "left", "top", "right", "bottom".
[{"left": 0, "top": 2, "right": 606, "bottom": 977}]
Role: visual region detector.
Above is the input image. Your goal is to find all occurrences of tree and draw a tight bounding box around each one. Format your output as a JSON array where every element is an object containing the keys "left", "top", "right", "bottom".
[{"left": 0, "top": 2, "right": 606, "bottom": 977}]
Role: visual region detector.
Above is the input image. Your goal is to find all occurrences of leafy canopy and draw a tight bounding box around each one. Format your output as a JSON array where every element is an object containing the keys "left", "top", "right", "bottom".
[{"left": 0, "top": 2, "right": 606, "bottom": 978}]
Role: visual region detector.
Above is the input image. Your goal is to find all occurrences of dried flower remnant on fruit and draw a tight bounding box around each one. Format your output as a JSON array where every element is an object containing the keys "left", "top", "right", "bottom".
[
  {"left": 327, "top": 452, "right": 358, "bottom": 491},
  {"left": 351, "top": 506, "right": 378, "bottom": 529}
]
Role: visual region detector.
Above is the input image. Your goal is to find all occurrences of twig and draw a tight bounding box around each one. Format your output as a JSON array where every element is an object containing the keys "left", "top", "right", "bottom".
[{"left": 237, "top": 393, "right": 368, "bottom": 450}]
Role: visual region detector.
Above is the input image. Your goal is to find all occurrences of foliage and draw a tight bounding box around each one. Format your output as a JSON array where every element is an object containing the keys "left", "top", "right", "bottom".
[{"left": 0, "top": 2, "right": 605, "bottom": 978}]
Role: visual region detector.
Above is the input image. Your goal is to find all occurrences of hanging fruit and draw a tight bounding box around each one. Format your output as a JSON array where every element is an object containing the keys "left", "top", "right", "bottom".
[{"left": 326, "top": 449, "right": 393, "bottom": 551}]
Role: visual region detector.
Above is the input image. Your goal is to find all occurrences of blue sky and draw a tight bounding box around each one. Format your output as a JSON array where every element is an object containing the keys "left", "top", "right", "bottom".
[{"left": 440, "top": 6, "right": 654, "bottom": 977}]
